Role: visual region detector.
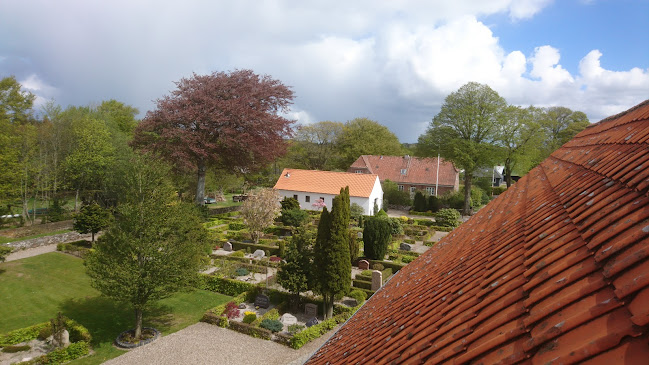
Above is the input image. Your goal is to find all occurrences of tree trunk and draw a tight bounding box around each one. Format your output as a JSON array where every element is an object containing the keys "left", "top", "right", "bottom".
[
  {"left": 91, "top": 231, "right": 95, "bottom": 243},
  {"left": 195, "top": 161, "right": 206, "bottom": 205},
  {"left": 463, "top": 173, "right": 472, "bottom": 216},
  {"left": 134, "top": 308, "right": 143, "bottom": 339},
  {"left": 324, "top": 294, "right": 334, "bottom": 319},
  {"left": 74, "top": 189, "right": 79, "bottom": 212},
  {"left": 505, "top": 158, "right": 513, "bottom": 188}
]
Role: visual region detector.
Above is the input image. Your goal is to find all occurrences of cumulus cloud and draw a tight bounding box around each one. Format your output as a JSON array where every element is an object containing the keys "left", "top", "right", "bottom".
[{"left": 0, "top": 0, "right": 647, "bottom": 142}]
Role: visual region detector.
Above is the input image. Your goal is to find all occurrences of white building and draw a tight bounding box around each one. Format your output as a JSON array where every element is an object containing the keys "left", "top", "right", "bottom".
[{"left": 273, "top": 168, "right": 383, "bottom": 215}]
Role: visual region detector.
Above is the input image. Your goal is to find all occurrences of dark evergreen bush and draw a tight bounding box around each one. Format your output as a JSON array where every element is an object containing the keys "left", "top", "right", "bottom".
[{"left": 362, "top": 217, "right": 391, "bottom": 260}]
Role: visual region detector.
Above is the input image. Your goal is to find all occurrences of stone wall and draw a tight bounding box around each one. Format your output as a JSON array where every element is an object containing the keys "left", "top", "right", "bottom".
[{"left": 7, "top": 231, "right": 92, "bottom": 250}]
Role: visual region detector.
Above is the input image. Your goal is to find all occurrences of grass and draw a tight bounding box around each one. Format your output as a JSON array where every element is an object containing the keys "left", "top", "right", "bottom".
[
  {"left": 0, "top": 229, "right": 72, "bottom": 244},
  {"left": 209, "top": 193, "right": 244, "bottom": 208},
  {"left": 0, "top": 252, "right": 231, "bottom": 364}
]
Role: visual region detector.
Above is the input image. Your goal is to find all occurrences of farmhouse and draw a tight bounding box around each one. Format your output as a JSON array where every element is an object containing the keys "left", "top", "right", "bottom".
[
  {"left": 307, "top": 101, "right": 649, "bottom": 364},
  {"left": 273, "top": 168, "right": 383, "bottom": 215},
  {"left": 348, "top": 155, "right": 459, "bottom": 196}
]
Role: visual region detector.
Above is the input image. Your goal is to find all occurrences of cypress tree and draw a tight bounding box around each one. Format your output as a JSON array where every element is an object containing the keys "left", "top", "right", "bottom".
[{"left": 313, "top": 186, "right": 351, "bottom": 319}]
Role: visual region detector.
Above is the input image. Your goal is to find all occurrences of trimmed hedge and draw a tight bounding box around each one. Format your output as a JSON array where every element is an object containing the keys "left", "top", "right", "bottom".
[
  {"left": 289, "top": 306, "right": 360, "bottom": 349},
  {"left": 211, "top": 254, "right": 282, "bottom": 268},
  {"left": 352, "top": 279, "right": 372, "bottom": 290},
  {"left": 230, "top": 240, "right": 280, "bottom": 256},
  {"left": 0, "top": 323, "right": 48, "bottom": 346},
  {"left": 228, "top": 222, "right": 247, "bottom": 231},
  {"left": 369, "top": 259, "right": 406, "bottom": 273},
  {"left": 199, "top": 275, "right": 256, "bottom": 296},
  {"left": 228, "top": 321, "right": 272, "bottom": 340}
]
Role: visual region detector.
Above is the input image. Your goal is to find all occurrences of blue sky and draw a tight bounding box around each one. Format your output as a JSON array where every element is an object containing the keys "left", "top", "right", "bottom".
[
  {"left": 487, "top": 0, "right": 649, "bottom": 74},
  {"left": 1, "top": 0, "right": 648, "bottom": 142}
]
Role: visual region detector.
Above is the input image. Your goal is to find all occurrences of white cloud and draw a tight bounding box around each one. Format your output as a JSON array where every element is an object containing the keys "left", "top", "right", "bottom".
[{"left": 0, "top": 0, "right": 647, "bottom": 142}]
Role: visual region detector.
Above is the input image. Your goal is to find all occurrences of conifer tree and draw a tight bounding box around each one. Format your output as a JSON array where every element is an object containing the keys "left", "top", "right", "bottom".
[{"left": 313, "top": 186, "right": 351, "bottom": 319}]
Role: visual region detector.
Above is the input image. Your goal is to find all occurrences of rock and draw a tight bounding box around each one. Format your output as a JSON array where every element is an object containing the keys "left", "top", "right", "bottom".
[{"left": 400, "top": 243, "right": 412, "bottom": 251}]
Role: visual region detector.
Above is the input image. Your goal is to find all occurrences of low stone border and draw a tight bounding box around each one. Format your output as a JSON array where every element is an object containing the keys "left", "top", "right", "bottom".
[{"left": 115, "top": 327, "right": 160, "bottom": 349}]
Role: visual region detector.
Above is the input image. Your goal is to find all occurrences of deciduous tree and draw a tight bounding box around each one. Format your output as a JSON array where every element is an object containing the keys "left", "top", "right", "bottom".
[
  {"left": 534, "top": 106, "right": 589, "bottom": 164},
  {"left": 286, "top": 121, "right": 344, "bottom": 170},
  {"left": 417, "top": 82, "right": 506, "bottom": 215},
  {"left": 240, "top": 188, "right": 281, "bottom": 243},
  {"left": 132, "top": 70, "right": 295, "bottom": 205},
  {"left": 336, "top": 118, "right": 403, "bottom": 169},
  {"left": 85, "top": 156, "right": 210, "bottom": 340}
]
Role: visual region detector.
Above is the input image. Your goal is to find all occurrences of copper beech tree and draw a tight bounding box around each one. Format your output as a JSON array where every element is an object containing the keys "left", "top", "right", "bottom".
[{"left": 132, "top": 70, "right": 295, "bottom": 204}]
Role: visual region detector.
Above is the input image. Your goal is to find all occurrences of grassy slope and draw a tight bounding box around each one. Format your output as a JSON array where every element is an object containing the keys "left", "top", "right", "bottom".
[{"left": 0, "top": 252, "right": 231, "bottom": 364}]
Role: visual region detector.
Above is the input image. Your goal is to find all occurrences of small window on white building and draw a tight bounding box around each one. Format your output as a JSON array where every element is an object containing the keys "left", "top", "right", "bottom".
[
  {"left": 320, "top": 197, "right": 324, "bottom": 201},
  {"left": 398, "top": 185, "right": 404, "bottom": 191},
  {"left": 305, "top": 196, "right": 310, "bottom": 203},
  {"left": 293, "top": 194, "right": 298, "bottom": 200},
  {"left": 426, "top": 187, "right": 436, "bottom": 195},
  {"left": 410, "top": 186, "right": 416, "bottom": 193}
]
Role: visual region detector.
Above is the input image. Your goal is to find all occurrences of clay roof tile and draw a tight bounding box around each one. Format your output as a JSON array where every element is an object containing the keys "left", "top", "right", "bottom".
[{"left": 306, "top": 99, "right": 649, "bottom": 364}]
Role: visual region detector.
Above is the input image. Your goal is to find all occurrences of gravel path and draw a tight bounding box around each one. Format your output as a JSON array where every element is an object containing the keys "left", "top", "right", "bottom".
[
  {"left": 103, "top": 322, "right": 337, "bottom": 365},
  {"left": 4, "top": 243, "right": 58, "bottom": 262}
]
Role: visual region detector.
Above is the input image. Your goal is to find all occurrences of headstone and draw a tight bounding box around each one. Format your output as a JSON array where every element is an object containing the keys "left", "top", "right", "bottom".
[
  {"left": 238, "top": 303, "right": 246, "bottom": 309},
  {"left": 358, "top": 260, "right": 370, "bottom": 270},
  {"left": 254, "top": 294, "right": 270, "bottom": 309},
  {"left": 304, "top": 303, "right": 318, "bottom": 318},
  {"left": 400, "top": 243, "right": 412, "bottom": 251},
  {"left": 371, "top": 270, "right": 383, "bottom": 291},
  {"left": 280, "top": 313, "right": 297, "bottom": 326},
  {"left": 357, "top": 231, "right": 363, "bottom": 239},
  {"left": 223, "top": 242, "right": 233, "bottom": 252},
  {"left": 253, "top": 249, "right": 265, "bottom": 259},
  {"left": 306, "top": 317, "right": 320, "bottom": 328}
]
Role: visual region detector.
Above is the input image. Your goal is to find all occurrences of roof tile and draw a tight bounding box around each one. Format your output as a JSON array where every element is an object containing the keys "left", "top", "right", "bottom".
[
  {"left": 348, "top": 155, "right": 458, "bottom": 187},
  {"left": 272, "top": 168, "right": 378, "bottom": 197},
  {"left": 306, "top": 100, "right": 649, "bottom": 364}
]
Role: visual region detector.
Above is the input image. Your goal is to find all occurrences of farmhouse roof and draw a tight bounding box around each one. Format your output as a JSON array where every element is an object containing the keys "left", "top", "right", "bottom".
[
  {"left": 307, "top": 99, "right": 649, "bottom": 364},
  {"left": 349, "top": 155, "right": 458, "bottom": 186},
  {"left": 273, "top": 168, "right": 379, "bottom": 198}
]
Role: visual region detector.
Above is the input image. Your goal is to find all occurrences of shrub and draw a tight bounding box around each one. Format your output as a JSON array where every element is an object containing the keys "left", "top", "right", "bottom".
[
  {"left": 289, "top": 307, "right": 359, "bottom": 349},
  {"left": 280, "top": 197, "right": 300, "bottom": 211},
  {"left": 242, "top": 312, "right": 257, "bottom": 324},
  {"left": 229, "top": 321, "right": 272, "bottom": 340},
  {"left": 2, "top": 344, "right": 31, "bottom": 353},
  {"left": 261, "top": 308, "right": 280, "bottom": 321},
  {"left": 493, "top": 186, "right": 507, "bottom": 195},
  {"left": 228, "top": 222, "right": 247, "bottom": 231},
  {"left": 434, "top": 208, "right": 461, "bottom": 228},
  {"left": 260, "top": 319, "right": 283, "bottom": 333},
  {"left": 230, "top": 250, "right": 245, "bottom": 258},
  {"left": 427, "top": 195, "right": 441, "bottom": 212},
  {"left": 350, "top": 203, "right": 364, "bottom": 219},
  {"left": 287, "top": 324, "right": 305, "bottom": 335},
  {"left": 413, "top": 191, "right": 427, "bottom": 212},
  {"left": 199, "top": 275, "right": 256, "bottom": 296},
  {"left": 371, "top": 263, "right": 384, "bottom": 271},
  {"left": 387, "top": 217, "right": 403, "bottom": 235},
  {"left": 223, "top": 301, "right": 240, "bottom": 319},
  {"left": 402, "top": 256, "right": 415, "bottom": 264},
  {"left": 348, "top": 289, "right": 367, "bottom": 305},
  {"left": 235, "top": 267, "right": 249, "bottom": 276},
  {"left": 360, "top": 269, "right": 373, "bottom": 276},
  {"left": 280, "top": 208, "right": 309, "bottom": 227}
]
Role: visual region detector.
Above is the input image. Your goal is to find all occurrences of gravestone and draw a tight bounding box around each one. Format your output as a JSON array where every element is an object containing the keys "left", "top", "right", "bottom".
[
  {"left": 223, "top": 242, "right": 233, "bottom": 252},
  {"left": 357, "top": 231, "right": 363, "bottom": 239},
  {"left": 358, "top": 260, "right": 370, "bottom": 270},
  {"left": 280, "top": 313, "right": 297, "bottom": 326},
  {"left": 304, "top": 303, "right": 318, "bottom": 318},
  {"left": 371, "top": 270, "right": 383, "bottom": 291},
  {"left": 306, "top": 317, "right": 319, "bottom": 328},
  {"left": 255, "top": 294, "right": 270, "bottom": 309},
  {"left": 238, "top": 303, "right": 246, "bottom": 309},
  {"left": 400, "top": 243, "right": 412, "bottom": 252},
  {"left": 253, "top": 249, "right": 265, "bottom": 259}
]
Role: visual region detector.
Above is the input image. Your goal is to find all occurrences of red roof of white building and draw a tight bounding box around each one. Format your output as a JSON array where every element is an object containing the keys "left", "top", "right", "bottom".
[{"left": 273, "top": 168, "right": 379, "bottom": 198}]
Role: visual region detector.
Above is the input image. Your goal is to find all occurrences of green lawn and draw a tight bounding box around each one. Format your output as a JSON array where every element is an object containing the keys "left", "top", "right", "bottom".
[{"left": 0, "top": 252, "right": 231, "bottom": 364}]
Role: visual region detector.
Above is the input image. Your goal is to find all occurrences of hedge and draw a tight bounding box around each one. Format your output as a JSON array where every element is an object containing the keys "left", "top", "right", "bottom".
[
  {"left": 230, "top": 240, "right": 280, "bottom": 256},
  {"left": 201, "top": 292, "right": 248, "bottom": 327},
  {"left": 369, "top": 259, "right": 406, "bottom": 273},
  {"left": 228, "top": 321, "right": 272, "bottom": 340},
  {"left": 1, "top": 319, "right": 91, "bottom": 364},
  {"left": 56, "top": 241, "right": 92, "bottom": 258},
  {"left": 352, "top": 279, "right": 372, "bottom": 290},
  {"left": 211, "top": 254, "right": 282, "bottom": 268},
  {"left": 198, "top": 275, "right": 256, "bottom": 296},
  {"left": 289, "top": 306, "right": 360, "bottom": 349}
]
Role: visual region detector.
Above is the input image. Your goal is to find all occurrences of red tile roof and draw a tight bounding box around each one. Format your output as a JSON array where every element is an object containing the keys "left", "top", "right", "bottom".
[
  {"left": 273, "top": 168, "right": 379, "bottom": 198},
  {"left": 349, "top": 155, "right": 458, "bottom": 187},
  {"left": 307, "top": 100, "right": 649, "bottom": 364}
]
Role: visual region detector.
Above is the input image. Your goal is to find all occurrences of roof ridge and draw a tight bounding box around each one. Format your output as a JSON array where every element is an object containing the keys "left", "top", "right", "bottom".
[{"left": 582, "top": 98, "right": 649, "bottom": 131}]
